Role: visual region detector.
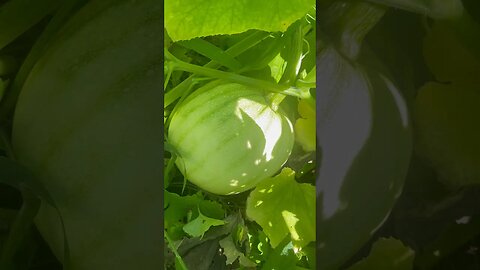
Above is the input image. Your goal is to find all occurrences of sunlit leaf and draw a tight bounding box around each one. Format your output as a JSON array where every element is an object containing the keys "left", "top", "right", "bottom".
[
  {"left": 294, "top": 99, "right": 315, "bottom": 152},
  {"left": 268, "top": 54, "right": 287, "bottom": 83},
  {"left": 246, "top": 168, "right": 315, "bottom": 248},
  {"left": 165, "top": 0, "right": 315, "bottom": 41}
]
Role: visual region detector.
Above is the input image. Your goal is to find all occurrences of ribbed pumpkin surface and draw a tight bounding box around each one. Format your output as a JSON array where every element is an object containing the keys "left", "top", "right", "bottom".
[{"left": 168, "top": 83, "right": 294, "bottom": 195}]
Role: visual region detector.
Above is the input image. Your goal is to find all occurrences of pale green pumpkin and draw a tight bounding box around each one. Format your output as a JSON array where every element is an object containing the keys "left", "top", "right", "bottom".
[{"left": 168, "top": 83, "right": 294, "bottom": 195}]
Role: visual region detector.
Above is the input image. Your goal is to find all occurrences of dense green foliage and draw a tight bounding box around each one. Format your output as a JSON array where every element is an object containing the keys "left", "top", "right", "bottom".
[{"left": 164, "top": 0, "right": 316, "bottom": 268}]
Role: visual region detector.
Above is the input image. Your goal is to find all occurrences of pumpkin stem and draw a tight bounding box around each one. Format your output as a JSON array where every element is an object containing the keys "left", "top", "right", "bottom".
[{"left": 268, "top": 92, "right": 286, "bottom": 111}]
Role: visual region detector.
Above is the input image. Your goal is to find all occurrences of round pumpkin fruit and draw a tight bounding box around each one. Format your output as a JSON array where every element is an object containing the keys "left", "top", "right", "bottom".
[{"left": 168, "top": 82, "right": 295, "bottom": 195}]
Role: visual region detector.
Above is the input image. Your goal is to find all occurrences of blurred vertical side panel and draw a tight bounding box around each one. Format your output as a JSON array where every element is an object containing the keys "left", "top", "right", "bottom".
[
  {"left": 316, "top": 1, "right": 412, "bottom": 269},
  {"left": 11, "top": 0, "right": 164, "bottom": 269}
]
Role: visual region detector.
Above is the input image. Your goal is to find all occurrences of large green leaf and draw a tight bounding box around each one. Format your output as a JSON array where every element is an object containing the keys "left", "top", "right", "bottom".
[
  {"left": 165, "top": 0, "right": 315, "bottom": 41},
  {"left": 246, "top": 168, "right": 315, "bottom": 248}
]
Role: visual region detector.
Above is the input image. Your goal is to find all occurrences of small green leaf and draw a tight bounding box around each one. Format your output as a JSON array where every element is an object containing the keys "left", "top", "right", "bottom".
[
  {"left": 246, "top": 168, "right": 315, "bottom": 248},
  {"left": 347, "top": 238, "right": 415, "bottom": 270},
  {"left": 183, "top": 209, "right": 225, "bottom": 238},
  {"left": 164, "top": 191, "right": 224, "bottom": 225},
  {"left": 165, "top": 0, "right": 315, "bottom": 41},
  {"left": 219, "top": 235, "right": 256, "bottom": 267},
  {"left": 164, "top": 191, "right": 225, "bottom": 240},
  {"left": 268, "top": 53, "right": 287, "bottom": 83}
]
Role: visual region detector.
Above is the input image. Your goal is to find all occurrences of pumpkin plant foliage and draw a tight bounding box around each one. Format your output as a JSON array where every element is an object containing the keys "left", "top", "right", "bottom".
[{"left": 164, "top": 0, "right": 316, "bottom": 268}]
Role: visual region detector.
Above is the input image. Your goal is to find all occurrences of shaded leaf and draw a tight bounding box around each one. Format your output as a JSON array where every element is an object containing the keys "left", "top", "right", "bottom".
[
  {"left": 246, "top": 228, "right": 271, "bottom": 264},
  {"left": 180, "top": 239, "right": 220, "bottom": 270},
  {"left": 261, "top": 237, "right": 298, "bottom": 270},
  {"left": 219, "top": 235, "right": 256, "bottom": 267}
]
